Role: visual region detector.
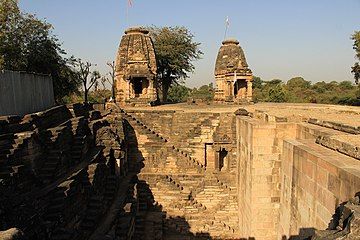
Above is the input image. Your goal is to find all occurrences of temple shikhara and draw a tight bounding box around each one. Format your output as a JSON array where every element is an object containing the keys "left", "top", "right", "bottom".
[
  {"left": 115, "top": 27, "right": 157, "bottom": 106},
  {"left": 214, "top": 39, "right": 253, "bottom": 103}
]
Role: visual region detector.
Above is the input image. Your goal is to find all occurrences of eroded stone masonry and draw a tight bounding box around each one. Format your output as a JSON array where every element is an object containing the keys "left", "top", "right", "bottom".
[{"left": 0, "top": 103, "right": 359, "bottom": 240}]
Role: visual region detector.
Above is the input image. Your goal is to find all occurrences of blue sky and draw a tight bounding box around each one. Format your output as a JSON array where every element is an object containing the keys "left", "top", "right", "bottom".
[{"left": 20, "top": 0, "right": 360, "bottom": 87}]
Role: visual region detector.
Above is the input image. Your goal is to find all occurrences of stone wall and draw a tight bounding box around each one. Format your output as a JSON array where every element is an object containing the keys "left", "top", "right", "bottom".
[
  {"left": 127, "top": 109, "right": 236, "bottom": 172},
  {"left": 278, "top": 123, "right": 360, "bottom": 239},
  {"left": 235, "top": 110, "right": 360, "bottom": 240},
  {"left": 115, "top": 108, "right": 240, "bottom": 239},
  {"left": 236, "top": 113, "right": 297, "bottom": 239},
  {"left": 1, "top": 103, "right": 359, "bottom": 239},
  {"left": 0, "top": 104, "right": 127, "bottom": 240}
]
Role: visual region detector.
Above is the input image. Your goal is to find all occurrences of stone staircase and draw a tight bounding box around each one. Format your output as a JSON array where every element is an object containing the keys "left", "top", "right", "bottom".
[
  {"left": 38, "top": 149, "right": 63, "bottom": 184},
  {"left": 116, "top": 108, "right": 239, "bottom": 238},
  {"left": 51, "top": 228, "right": 75, "bottom": 240},
  {"left": 80, "top": 195, "right": 103, "bottom": 233},
  {"left": 122, "top": 110, "right": 206, "bottom": 173},
  {"left": 139, "top": 174, "right": 239, "bottom": 238},
  {"left": 0, "top": 132, "right": 33, "bottom": 180},
  {"left": 45, "top": 187, "right": 66, "bottom": 222},
  {"left": 104, "top": 175, "right": 117, "bottom": 202},
  {"left": 38, "top": 117, "right": 90, "bottom": 184}
]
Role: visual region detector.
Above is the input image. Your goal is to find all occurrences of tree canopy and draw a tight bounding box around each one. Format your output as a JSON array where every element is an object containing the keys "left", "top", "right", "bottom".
[
  {"left": 351, "top": 31, "right": 360, "bottom": 84},
  {"left": 148, "top": 26, "right": 203, "bottom": 102},
  {"left": 252, "top": 76, "right": 360, "bottom": 105},
  {"left": 0, "top": 0, "right": 80, "bottom": 102}
]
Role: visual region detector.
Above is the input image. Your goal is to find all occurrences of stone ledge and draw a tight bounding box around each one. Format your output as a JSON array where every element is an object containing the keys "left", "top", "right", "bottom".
[
  {"left": 308, "top": 118, "right": 360, "bottom": 134},
  {"left": 316, "top": 135, "right": 360, "bottom": 160}
]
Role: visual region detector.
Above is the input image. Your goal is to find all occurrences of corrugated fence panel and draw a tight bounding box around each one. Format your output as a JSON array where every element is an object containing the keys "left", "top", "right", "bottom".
[{"left": 0, "top": 70, "right": 55, "bottom": 116}]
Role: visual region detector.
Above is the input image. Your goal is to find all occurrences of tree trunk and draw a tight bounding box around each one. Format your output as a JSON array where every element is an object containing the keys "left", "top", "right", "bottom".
[
  {"left": 84, "top": 86, "right": 88, "bottom": 103},
  {"left": 111, "top": 85, "right": 115, "bottom": 101},
  {"left": 162, "top": 79, "right": 170, "bottom": 103}
]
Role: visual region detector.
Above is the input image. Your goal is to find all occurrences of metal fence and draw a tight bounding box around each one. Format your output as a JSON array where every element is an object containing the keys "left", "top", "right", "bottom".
[{"left": 0, "top": 70, "right": 55, "bottom": 116}]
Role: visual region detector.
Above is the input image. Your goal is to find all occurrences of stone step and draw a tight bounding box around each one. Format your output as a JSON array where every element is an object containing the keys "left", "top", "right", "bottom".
[
  {"left": 51, "top": 229, "right": 73, "bottom": 240},
  {"left": 81, "top": 219, "right": 96, "bottom": 230}
]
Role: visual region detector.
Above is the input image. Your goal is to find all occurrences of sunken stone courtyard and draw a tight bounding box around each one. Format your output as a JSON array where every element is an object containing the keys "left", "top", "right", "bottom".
[
  {"left": 0, "top": 102, "right": 360, "bottom": 240},
  {"left": 0, "top": 23, "right": 360, "bottom": 240}
]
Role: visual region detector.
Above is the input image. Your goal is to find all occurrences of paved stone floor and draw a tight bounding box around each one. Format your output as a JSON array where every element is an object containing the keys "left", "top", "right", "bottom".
[{"left": 125, "top": 102, "right": 360, "bottom": 126}]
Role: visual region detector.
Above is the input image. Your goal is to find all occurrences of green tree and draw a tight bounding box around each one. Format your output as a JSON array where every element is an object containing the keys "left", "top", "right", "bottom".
[
  {"left": 190, "top": 84, "right": 214, "bottom": 101},
  {"left": 267, "top": 84, "right": 287, "bottom": 102},
  {"left": 258, "top": 79, "right": 288, "bottom": 102},
  {"left": 148, "top": 26, "right": 203, "bottom": 102},
  {"left": 285, "top": 77, "right": 311, "bottom": 102},
  {"left": 286, "top": 77, "right": 311, "bottom": 89},
  {"left": 338, "top": 81, "right": 354, "bottom": 90},
  {"left": 351, "top": 31, "right": 360, "bottom": 84},
  {"left": 167, "top": 84, "right": 191, "bottom": 103},
  {"left": 0, "top": 0, "right": 80, "bottom": 102},
  {"left": 252, "top": 76, "right": 264, "bottom": 89}
]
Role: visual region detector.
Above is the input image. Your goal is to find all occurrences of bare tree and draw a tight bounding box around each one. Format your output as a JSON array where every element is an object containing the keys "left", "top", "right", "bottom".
[
  {"left": 73, "top": 58, "right": 101, "bottom": 103},
  {"left": 100, "top": 76, "right": 107, "bottom": 90},
  {"left": 106, "top": 61, "right": 116, "bottom": 100}
]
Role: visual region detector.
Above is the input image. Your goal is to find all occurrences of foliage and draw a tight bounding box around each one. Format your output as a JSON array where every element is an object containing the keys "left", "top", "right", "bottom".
[
  {"left": 148, "top": 26, "right": 203, "bottom": 102},
  {"left": 62, "top": 89, "right": 111, "bottom": 104},
  {"left": 167, "top": 84, "right": 191, "bottom": 103},
  {"left": 352, "top": 31, "right": 360, "bottom": 84},
  {"left": 252, "top": 76, "right": 263, "bottom": 89},
  {"left": 252, "top": 75, "right": 360, "bottom": 106},
  {"left": 263, "top": 80, "right": 287, "bottom": 102},
  {"left": 72, "top": 58, "right": 101, "bottom": 103},
  {"left": 0, "top": 0, "right": 80, "bottom": 102},
  {"left": 189, "top": 83, "right": 214, "bottom": 101}
]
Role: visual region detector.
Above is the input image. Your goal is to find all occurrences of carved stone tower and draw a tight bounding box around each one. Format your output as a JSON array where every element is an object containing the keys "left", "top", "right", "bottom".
[
  {"left": 214, "top": 39, "right": 253, "bottom": 103},
  {"left": 115, "top": 27, "right": 157, "bottom": 105}
]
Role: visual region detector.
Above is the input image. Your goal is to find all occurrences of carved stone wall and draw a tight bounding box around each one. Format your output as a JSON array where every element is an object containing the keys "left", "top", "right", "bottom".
[
  {"left": 115, "top": 27, "right": 157, "bottom": 106},
  {"left": 214, "top": 39, "right": 253, "bottom": 103}
]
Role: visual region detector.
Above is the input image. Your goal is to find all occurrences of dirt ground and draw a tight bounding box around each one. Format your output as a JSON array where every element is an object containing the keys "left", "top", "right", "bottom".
[{"left": 124, "top": 102, "right": 360, "bottom": 127}]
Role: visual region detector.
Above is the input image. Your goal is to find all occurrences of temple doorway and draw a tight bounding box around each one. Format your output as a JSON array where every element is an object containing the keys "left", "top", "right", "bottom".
[
  {"left": 234, "top": 79, "right": 247, "bottom": 99},
  {"left": 131, "top": 78, "right": 149, "bottom": 98},
  {"left": 218, "top": 148, "right": 228, "bottom": 171}
]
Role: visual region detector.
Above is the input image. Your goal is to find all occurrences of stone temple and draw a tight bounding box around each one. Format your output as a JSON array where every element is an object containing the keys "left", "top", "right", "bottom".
[
  {"left": 214, "top": 39, "right": 253, "bottom": 103},
  {"left": 115, "top": 27, "right": 157, "bottom": 106},
  {"left": 0, "top": 28, "right": 360, "bottom": 240}
]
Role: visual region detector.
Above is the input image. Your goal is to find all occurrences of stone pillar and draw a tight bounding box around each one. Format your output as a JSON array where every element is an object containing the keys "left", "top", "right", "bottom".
[
  {"left": 246, "top": 80, "right": 252, "bottom": 101},
  {"left": 227, "top": 81, "right": 232, "bottom": 100},
  {"left": 148, "top": 77, "right": 155, "bottom": 101},
  {"left": 205, "top": 144, "right": 216, "bottom": 170},
  {"left": 126, "top": 80, "right": 131, "bottom": 101},
  {"left": 213, "top": 146, "right": 220, "bottom": 171}
]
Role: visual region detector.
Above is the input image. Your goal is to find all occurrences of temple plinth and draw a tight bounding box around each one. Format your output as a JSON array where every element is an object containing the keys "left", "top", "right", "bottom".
[
  {"left": 115, "top": 27, "right": 157, "bottom": 106},
  {"left": 214, "top": 39, "right": 253, "bottom": 103}
]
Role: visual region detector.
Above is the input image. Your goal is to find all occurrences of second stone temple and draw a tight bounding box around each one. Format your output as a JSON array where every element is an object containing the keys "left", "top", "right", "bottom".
[{"left": 214, "top": 39, "right": 253, "bottom": 103}]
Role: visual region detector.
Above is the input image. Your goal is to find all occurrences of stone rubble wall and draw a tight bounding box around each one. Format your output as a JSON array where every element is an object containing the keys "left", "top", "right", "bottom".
[{"left": 0, "top": 104, "right": 127, "bottom": 240}]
